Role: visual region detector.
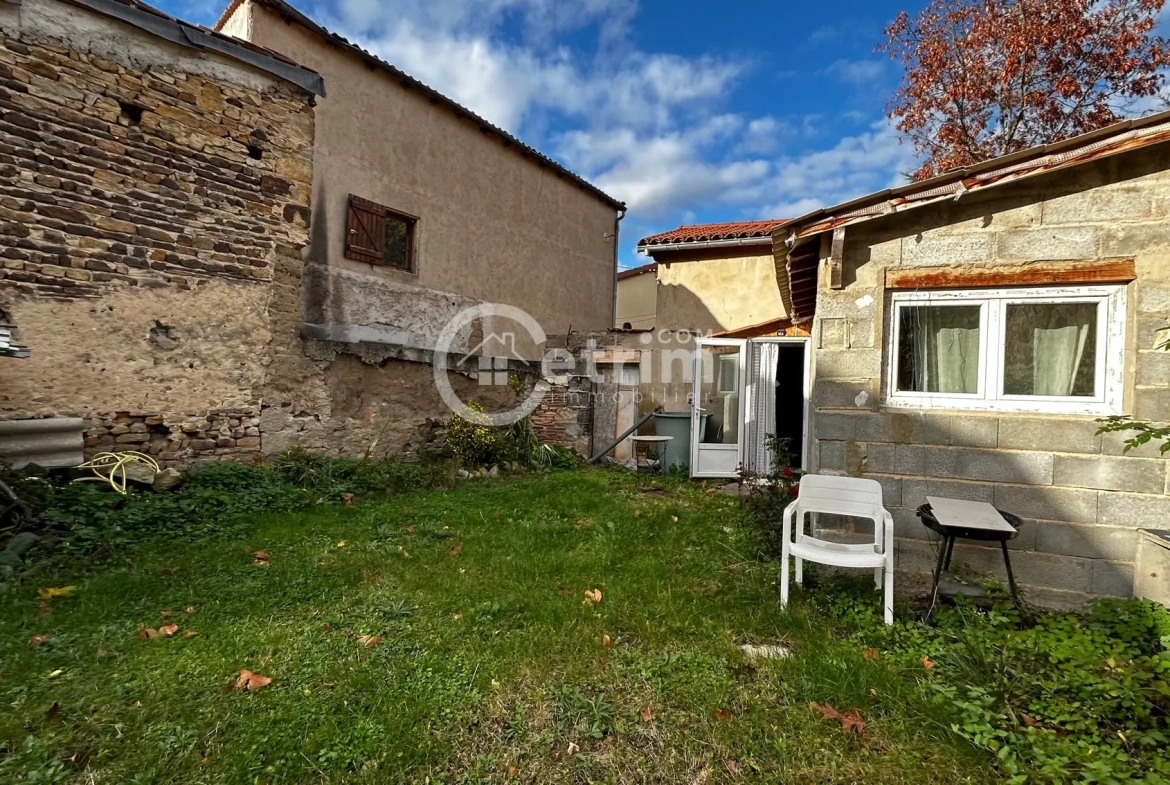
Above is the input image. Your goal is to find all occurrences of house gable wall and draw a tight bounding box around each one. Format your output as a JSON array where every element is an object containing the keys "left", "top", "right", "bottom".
[
  {"left": 241, "top": 3, "right": 620, "bottom": 347},
  {"left": 652, "top": 244, "right": 787, "bottom": 333},
  {"left": 808, "top": 144, "right": 1170, "bottom": 607}
]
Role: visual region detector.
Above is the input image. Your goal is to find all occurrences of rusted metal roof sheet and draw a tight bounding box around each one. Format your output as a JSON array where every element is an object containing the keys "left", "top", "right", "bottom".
[
  {"left": 0, "top": 418, "right": 85, "bottom": 468},
  {"left": 776, "top": 111, "right": 1170, "bottom": 243}
]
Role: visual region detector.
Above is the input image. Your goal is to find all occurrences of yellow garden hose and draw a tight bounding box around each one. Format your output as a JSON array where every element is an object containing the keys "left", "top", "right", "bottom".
[{"left": 76, "top": 452, "right": 161, "bottom": 494}]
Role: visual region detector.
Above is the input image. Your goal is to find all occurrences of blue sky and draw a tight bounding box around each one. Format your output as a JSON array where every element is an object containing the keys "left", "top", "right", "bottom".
[{"left": 162, "top": 0, "right": 919, "bottom": 268}]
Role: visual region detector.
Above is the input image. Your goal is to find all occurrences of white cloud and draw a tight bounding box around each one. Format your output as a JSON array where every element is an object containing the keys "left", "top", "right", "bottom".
[
  {"left": 825, "top": 58, "right": 887, "bottom": 85},
  {"left": 223, "top": 0, "right": 916, "bottom": 244}
]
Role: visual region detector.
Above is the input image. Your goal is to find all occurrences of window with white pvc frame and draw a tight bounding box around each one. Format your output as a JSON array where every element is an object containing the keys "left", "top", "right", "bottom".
[{"left": 885, "top": 285, "right": 1126, "bottom": 415}]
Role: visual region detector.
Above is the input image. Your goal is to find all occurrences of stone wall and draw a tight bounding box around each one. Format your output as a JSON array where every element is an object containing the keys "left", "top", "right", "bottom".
[
  {"left": 809, "top": 145, "right": 1170, "bottom": 608},
  {"left": 0, "top": 0, "right": 316, "bottom": 460}
]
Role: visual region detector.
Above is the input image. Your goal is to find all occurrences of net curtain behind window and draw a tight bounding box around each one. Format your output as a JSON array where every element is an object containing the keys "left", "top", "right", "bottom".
[{"left": 745, "top": 342, "right": 779, "bottom": 474}]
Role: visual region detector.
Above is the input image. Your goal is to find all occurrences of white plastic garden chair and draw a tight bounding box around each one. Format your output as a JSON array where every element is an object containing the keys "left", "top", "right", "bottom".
[{"left": 780, "top": 474, "right": 894, "bottom": 625}]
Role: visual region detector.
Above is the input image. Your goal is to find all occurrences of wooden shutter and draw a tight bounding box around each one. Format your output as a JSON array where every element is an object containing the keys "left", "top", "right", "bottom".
[{"left": 345, "top": 195, "right": 386, "bottom": 265}]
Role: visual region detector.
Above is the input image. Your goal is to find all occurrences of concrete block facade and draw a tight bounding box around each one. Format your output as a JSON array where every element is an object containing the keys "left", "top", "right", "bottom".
[{"left": 808, "top": 145, "right": 1170, "bottom": 608}]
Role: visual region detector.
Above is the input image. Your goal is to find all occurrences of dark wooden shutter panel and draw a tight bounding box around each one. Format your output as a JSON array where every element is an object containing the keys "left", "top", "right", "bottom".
[{"left": 345, "top": 195, "right": 386, "bottom": 265}]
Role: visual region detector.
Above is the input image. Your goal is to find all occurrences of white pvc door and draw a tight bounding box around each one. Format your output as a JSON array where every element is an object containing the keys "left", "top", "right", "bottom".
[{"left": 690, "top": 338, "right": 746, "bottom": 478}]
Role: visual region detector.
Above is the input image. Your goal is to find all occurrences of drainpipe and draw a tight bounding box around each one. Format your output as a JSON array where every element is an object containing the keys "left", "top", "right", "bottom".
[{"left": 610, "top": 206, "right": 627, "bottom": 329}]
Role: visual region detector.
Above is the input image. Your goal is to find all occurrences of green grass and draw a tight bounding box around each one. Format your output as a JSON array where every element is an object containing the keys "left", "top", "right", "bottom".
[{"left": 1, "top": 469, "right": 989, "bottom": 784}]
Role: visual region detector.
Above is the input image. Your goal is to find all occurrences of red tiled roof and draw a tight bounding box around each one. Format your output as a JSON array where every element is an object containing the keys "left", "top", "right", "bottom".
[{"left": 637, "top": 219, "right": 783, "bottom": 248}]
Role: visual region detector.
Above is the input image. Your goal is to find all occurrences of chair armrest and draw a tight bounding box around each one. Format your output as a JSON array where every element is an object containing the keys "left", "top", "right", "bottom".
[
  {"left": 782, "top": 499, "right": 799, "bottom": 544},
  {"left": 882, "top": 509, "right": 895, "bottom": 553}
]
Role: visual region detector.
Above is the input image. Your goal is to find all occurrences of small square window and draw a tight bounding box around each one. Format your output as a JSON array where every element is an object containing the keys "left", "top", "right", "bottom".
[
  {"left": 896, "top": 305, "right": 982, "bottom": 395},
  {"left": 345, "top": 195, "right": 417, "bottom": 273},
  {"left": 1003, "top": 302, "right": 1098, "bottom": 397}
]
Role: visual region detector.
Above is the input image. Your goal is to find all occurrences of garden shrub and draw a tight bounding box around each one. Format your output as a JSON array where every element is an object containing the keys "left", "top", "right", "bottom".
[{"left": 807, "top": 574, "right": 1170, "bottom": 783}]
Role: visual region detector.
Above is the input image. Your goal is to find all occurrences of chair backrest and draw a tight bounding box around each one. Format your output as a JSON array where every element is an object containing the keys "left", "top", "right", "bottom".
[{"left": 795, "top": 474, "right": 886, "bottom": 522}]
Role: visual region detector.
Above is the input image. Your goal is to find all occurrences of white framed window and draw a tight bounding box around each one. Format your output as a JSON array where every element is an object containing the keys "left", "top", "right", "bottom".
[{"left": 885, "top": 285, "right": 1126, "bottom": 415}]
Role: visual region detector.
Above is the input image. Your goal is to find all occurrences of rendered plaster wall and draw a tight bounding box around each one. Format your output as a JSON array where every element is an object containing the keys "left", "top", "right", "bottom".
[
  {"left": 615, "top": 269, "right": 656, "bottom": 329},
  {"left": 654, "top": 244, "right": 787, "bottom": 333},
  {"left": 808, "top": 144, "right": 1170, "bottom": 608},
  {"left": 0, "top": 0, "right": 318, "bottom": 464},
  {"left": 229, "top": 1, "right": 621, "bottom": 357}
]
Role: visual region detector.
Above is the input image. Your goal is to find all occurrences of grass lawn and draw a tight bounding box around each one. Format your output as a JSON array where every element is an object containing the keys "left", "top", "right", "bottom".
[{"left": 2, "top": 469, "right": 996, "bottom": 783}]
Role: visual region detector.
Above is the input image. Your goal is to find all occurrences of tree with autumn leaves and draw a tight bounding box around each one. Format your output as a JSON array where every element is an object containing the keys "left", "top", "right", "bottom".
[{"left": 882, "top": 0, "right": 1170, "bottom": 180}]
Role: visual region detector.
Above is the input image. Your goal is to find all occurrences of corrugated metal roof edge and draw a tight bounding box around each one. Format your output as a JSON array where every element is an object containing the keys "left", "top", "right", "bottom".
[
  {"left": 214, "top": 0, "right": 624, "bottom": 210},
  {"left": 773, "top": 109, "right": 1170, "bottom": 243}
]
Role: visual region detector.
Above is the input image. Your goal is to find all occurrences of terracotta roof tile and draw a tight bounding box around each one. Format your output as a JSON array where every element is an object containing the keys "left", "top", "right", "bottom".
[
  {"left": 616, "top": 262, "right": 656, "bottom": 280},
  {"left": 637, "top": 219, "right": 783, "bottom": 247}
]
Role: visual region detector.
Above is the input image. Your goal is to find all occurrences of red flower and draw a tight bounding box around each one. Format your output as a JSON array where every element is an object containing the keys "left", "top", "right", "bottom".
[
  {"left": 788, "top": 486, "right": 798, "bottom": 496},
  {"left": 782, "top": 468, "right": 794, "bottom": 477}
]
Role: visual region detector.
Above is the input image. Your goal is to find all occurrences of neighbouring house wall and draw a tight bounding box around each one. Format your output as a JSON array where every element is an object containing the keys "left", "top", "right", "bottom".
[
  {"left": 0, "top": 0, "right": 316, "bottom": 463},
  {"left": 615, "top": 270, "right": 656, "bottom": 329},
  {"left": 233, "top": 1, "right": 621, "bottom": 354},
  {"left": 654, "top": 245, "right": 787, "bottom": 333},
  {"left": 808, "top": 144, "right": 1170, "bottom": 608}
]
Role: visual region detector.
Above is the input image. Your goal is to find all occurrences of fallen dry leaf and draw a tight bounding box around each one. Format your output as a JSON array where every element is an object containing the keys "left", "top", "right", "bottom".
[
  {"left": 811, "top": 702, "right": 865, "bottom": 734},
  {"left": 810, "top": 702, "right": 840, "bottom": 721},
  {"left": 337, "top": 541, "right": 346, "bottom": 547},
  {"left": 458, "top": 567, "right": 466, "bottom": 574},
  {"left": 233, "top": 669, "right": 272, "bottom": 692},
  {"left": 724, "top": 760, "right": 740, "bottom": 776},
  {"left": 575, "top": 518, "right": 592, "bottom": 529},
  {"left": 449, "top": 544, "right": 462, "bottom": 557},
  {"left": 633, "top": 509, "right": 641, "bottom": 518},
  {"left": 583, "top": 589, "right": 603, "bottom": 607},
  {"left": 28, "top": 633, "right": 51, "bottom": 649},
  {"left": 602, "top": 634, "right": 612, "bottom": 648},
  {"left": 46, "top": 701, "right": 60, "bottom": 720},
  {"left": 405, "top": 525, "right": 414, "bottom": 534},
  {"left": 557, "top": 587, "right": 567, "bottom": 596},
  {"left": 185, "top": 606, "right": 196, "bottom": 614},
  {"left": 922, "top": 656, "right": 935, "bottom": 670},
  {"left": 159, "top": 623, "right": 179, "bottom": 637},
  {"left": 397, "top": 546, "right": 411, "bottom": 558},
  {"left": 862, "top": 648, "right": 880, "bottom": 661},
  {"left": 670, "top": 515, "right": 679, "bottom": 522},
  {"left": 184, "top": 630, "right": 199, "bottom": 638},
  {"left": 341, "top": 493, "right": 354, "bottom": 507},
  {"left": 722, "top": 561, "right": 738, "bottom": 571},
  {"left": 137, "top": 628, "right": 160, "bottom": 640},
  {"left": 252, "top": 550, "right": 269, "bottom": 566},
  {"left": 639, "top": 705, "right": 655, "bottom": 723},
  {"left": 357, "top": 634, "right": 381, "bottom": 649},
  {"left": 36, "top": 602, "right": 52, "bottom": 617},
  {"left": 320, "top": 624, "right": 332, "bottom": 632},
  {"left": 506, "top": 766, "right": 518, "bottom": 777},
  {"left": 713, "top": 708, "right": 733, "bottom": 721},
  {"left": 38, "top": 586, "right": 78, "bottom": 599},
  {"left": 840, "top": 709, "right": 866, "bottom": 734}
]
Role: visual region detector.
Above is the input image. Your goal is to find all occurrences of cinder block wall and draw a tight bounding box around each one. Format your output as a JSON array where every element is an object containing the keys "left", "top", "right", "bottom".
[{"left": 810, "top": 145, "right": 1170, "bottom": 608}]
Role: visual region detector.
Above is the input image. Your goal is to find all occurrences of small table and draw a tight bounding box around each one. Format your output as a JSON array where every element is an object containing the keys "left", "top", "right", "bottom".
[
  {"left": 916, "top": 496, "right": 1026, "bottom": 621},
  {"left": 630, "top": 435, "right": 673, "bottom": 474}
]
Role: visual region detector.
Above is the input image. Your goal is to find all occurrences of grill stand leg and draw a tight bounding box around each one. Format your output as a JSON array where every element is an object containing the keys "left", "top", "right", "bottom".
[
  {"left": 924, "top": 534, "right": 951, "bottom": 624},
  {"left": 1000, "top": 540, "right": 1026, "bottom": 619}
]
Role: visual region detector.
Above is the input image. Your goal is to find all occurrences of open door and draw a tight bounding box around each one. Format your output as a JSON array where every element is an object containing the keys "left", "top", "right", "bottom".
[{"left": 690, "top": 338, "right": 746, "bottom": 478}]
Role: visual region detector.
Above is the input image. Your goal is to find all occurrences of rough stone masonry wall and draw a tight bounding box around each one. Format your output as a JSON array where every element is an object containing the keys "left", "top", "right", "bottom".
[
  {"left": 811, "top": 146, "right": 1170, "bottom": 608},
  {"left": 0, "top": 0, "right": 315, "bottom": 464}
]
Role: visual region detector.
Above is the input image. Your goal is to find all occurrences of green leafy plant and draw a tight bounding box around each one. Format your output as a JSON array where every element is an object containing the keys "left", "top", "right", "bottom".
[
  {"left": 805, "top": 573, "right": 1170, "bottom": 783},
  {"left": 737, "top": 434, "right": 805, "bottom": 557},
  {"left": 445, "top": 402, "right": 508, "bottom": 468}
]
